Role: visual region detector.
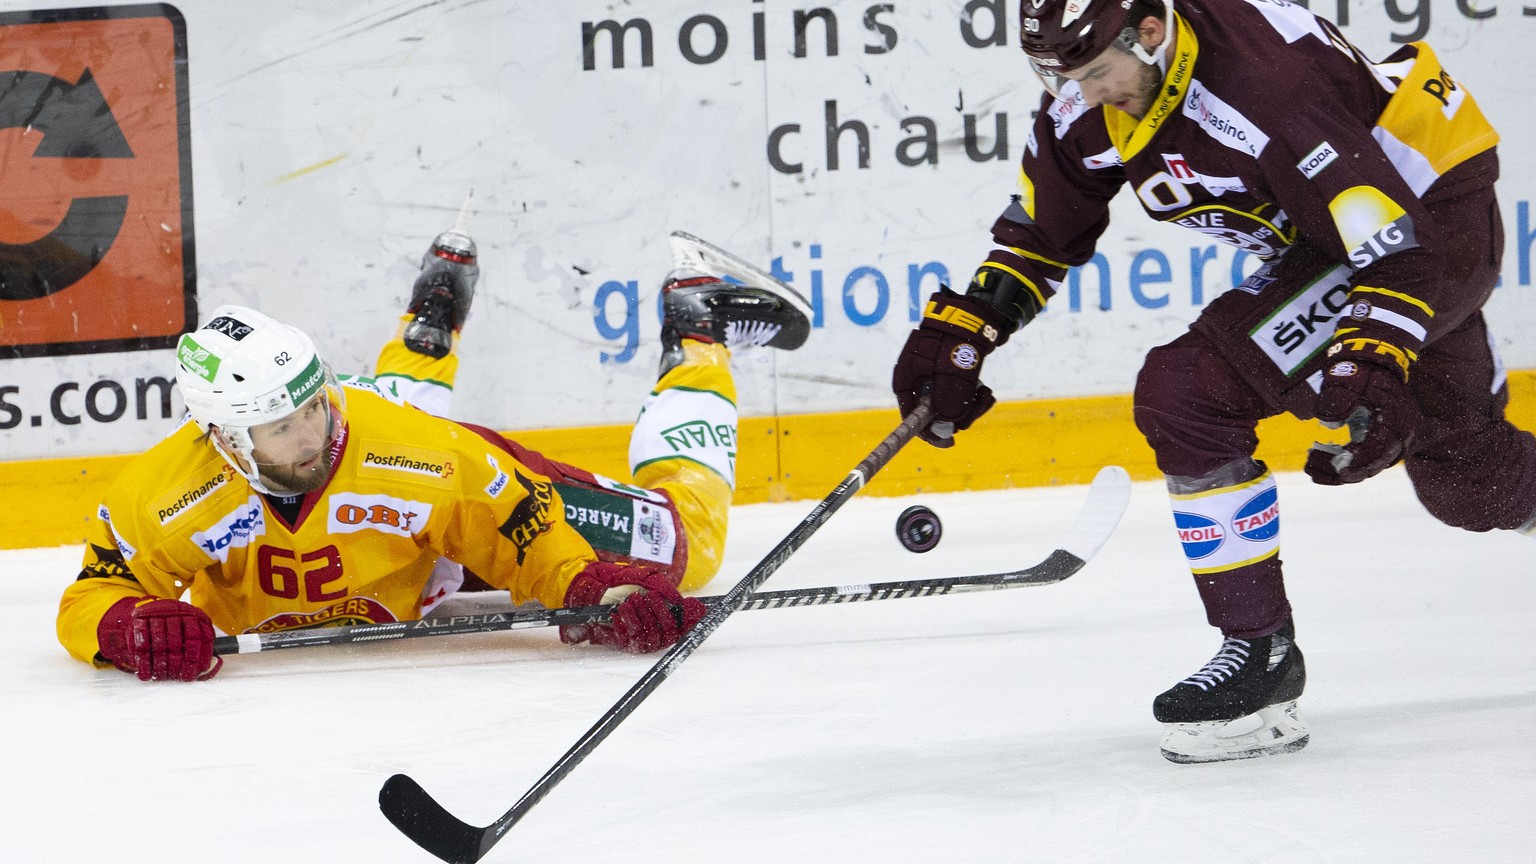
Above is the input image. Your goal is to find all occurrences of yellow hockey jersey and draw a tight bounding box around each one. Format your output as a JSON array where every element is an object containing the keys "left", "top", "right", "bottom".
[{"left": 58, "top": 385, "right": 597, "bottom": 666}]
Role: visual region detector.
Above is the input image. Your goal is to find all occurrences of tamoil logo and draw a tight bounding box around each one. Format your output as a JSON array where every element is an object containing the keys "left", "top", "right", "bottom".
[
  {"left": 1232, "top": 488, "right": 1280, "bottom": 542},
  {"left": 0, "top": 5, "right": 195, "bottom": 358},
  {"left": 1174, "top": 511, "right": 1225, "bottom": 559}
]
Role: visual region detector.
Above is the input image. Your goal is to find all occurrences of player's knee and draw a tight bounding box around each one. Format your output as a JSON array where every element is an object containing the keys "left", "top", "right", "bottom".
[
  {"left": 1134, "top": 340, "right": 1259, "bottom": 477},
  {"left": 1134, "top": 342, "right": 1203, "bottom": 439},
  {"left": 1406, "top": 456, "right": 1513, "bottom": 533}
]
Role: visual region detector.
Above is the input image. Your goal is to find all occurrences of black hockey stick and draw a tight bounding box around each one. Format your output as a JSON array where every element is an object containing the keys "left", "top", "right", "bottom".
[
  {"left": 378, "top": 404, "right": 933, "bottom": 863},
  {"left": 213, "top": 465, "right": 1131, "bottom": 657}
]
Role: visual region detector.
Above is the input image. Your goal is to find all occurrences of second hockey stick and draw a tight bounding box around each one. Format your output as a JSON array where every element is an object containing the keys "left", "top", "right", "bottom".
[
  {"left": 378, "top": 403, "right": 931, "bottom": 863},
  {"left": 213, "top": 464, "right": 1130, "bottom": 656}
]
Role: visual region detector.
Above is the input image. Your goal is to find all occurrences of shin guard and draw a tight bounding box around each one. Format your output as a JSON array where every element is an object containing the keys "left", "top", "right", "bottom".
[{"left": 1168, "top": 464, "right": 1290, "bottom": 637}]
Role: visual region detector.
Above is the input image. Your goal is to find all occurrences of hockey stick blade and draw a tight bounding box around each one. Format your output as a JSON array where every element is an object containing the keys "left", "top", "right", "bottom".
[
  {"left": 379, "top": 405, "right": 930, "bottom": 862},
  {"left": 215, "top": 466, "right": 1131, "bottom": 656},
  {"left": 379, "top": 774, "right": 486, "bottom": 864}
]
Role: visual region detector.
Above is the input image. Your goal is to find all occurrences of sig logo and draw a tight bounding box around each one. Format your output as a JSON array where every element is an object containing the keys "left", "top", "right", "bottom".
[{"left": 1174, "top": 511, "right": 1225, "bottom": 560}]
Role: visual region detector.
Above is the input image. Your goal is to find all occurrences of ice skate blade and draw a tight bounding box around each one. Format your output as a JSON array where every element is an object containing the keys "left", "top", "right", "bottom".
[{"left": 1159, "top": 700, "right": 1309, "bottom": 764}]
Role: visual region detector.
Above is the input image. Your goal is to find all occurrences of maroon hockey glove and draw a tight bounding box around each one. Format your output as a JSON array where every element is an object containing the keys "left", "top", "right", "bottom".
[
  {"left": 97, "top": 597, "right": 223, "bottom": 682},
  {"left": 559, "top": 562, "right": 707, "bottom": 654},
  {"left": 891, "top": 287, "right": 1010, "bottom": 448},
  {"left": 1305, "top": 335, "right": 1419, "bottom": 486}
]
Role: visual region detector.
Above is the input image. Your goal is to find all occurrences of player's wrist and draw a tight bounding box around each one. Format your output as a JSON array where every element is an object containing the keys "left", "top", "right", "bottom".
[{"left": 919, "top": 286, "right": 1009, "bottom": 353}]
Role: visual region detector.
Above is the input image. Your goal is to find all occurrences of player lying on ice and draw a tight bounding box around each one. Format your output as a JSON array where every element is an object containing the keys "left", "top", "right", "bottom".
[
  {"left": 56, "top": 223, "right": 812, "bottom": 682},
  {"left": 891, "top": 0, "right": 1528, "bottom": 763}
]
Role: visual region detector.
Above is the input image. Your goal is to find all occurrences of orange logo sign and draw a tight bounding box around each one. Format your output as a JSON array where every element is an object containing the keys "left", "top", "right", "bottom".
[{"left": 0, "top": 5, "right": 194, "bottom": 357}]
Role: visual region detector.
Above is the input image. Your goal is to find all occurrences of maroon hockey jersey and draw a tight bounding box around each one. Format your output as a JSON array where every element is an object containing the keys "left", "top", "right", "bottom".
[{"left": 981, "top": 0, "right": 1498, "bottom": 358}]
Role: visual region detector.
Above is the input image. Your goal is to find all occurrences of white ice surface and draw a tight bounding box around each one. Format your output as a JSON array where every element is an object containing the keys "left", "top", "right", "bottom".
[{"left": 6, "top": 468, "right": 1533, "bottom": 863}]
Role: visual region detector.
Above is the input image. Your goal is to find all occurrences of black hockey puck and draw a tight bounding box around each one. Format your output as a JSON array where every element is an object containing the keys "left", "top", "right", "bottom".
[{"left": 896, "top": 505, "right": 942, "bottom": 553}]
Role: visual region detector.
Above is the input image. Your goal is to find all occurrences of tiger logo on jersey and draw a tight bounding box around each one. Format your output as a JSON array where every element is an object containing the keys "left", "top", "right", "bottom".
[{"left": 250, "top": 596, "right": 398, "bottom": 633}]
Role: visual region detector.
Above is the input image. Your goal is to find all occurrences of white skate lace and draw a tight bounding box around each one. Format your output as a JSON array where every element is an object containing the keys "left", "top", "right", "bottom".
[
  {"left": 1181, "top": 638, "right": 1252, "bottom": 691},
  {"left": 724, "top": 320, "right": 782, "bottom": 348}
]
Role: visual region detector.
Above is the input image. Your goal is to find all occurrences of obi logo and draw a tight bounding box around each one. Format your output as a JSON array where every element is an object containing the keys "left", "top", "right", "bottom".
[
  {"left": 193, "top": 496, "right": 267, "bottom": 563},
  {"left": 328, "top": 493, "right": 430, "bottom": 538},
  {"left": 0, "top": 5, "right": 195, "bottom": 358},
  {"left": 1174, "top": 511, "right": 1225, "bottom": 559},
  {"left": 1232, "top": 488, "right": 1280, "bottom": 542}
]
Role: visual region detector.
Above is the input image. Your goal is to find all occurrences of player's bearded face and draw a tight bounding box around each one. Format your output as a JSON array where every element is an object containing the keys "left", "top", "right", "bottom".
[
  {"left": 1063, "top": 44, "right": 1163, "bottom": 119},
  {"left": 245, "top": 395, "right": 339, "bottom": 494}
]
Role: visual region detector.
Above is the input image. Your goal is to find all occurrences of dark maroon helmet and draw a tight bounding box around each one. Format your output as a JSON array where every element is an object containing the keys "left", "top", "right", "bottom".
[{"left": 1019, "top": 0, "right": 1137, "bottom": 73}]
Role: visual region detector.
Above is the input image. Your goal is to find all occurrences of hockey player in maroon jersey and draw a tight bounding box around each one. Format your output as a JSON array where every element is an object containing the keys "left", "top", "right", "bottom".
[{"left": 891, "top": 0, "right": 1531, "bottom": 762}]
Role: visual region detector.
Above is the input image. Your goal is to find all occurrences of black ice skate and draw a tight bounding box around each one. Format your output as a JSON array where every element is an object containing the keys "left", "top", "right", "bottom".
[
  {"left": 658, "top": 231, "right": 812, "bottom": 376},
  {"left": 1153, "top": 619, "right": 1309, "bottom": 764},
  {"left": 403, "top": 203, "right": 479, "bottom": 359}
]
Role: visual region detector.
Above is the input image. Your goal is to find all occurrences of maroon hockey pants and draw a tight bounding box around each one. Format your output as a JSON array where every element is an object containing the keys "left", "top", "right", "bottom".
[{"left": 1133, "top": 187, "right": 1536, "bottom": 635}]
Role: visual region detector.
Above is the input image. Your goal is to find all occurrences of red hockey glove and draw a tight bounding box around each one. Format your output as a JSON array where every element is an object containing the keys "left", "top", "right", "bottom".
[
  {"left": 559, "top": 562, "right": 707, "bottom": 654},
  {"left": 891, "top": 287, "right": 1011, "bottom": 448},
  {"left": 1305, "top": 334, "right": 1419, "bottom": 486},
  {"left": 97, "top": 597, "right": 223, "bottom": 682}
]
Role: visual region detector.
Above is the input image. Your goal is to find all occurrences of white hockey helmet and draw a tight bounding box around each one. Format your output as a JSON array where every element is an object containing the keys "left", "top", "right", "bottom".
[{"left": 175, "top": 305, "right": 344, "bottom": 492}]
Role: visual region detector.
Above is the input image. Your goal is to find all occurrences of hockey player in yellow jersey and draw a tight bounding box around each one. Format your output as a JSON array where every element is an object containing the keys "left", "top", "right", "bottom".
[{"left": 57, "top": 228, "right": 812, "bottom": 681}]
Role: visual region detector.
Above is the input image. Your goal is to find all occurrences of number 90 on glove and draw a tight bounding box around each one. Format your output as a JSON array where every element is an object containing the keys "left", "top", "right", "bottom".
[{"left": 891, "top": 287, "right": 1011, "bottom": 448}]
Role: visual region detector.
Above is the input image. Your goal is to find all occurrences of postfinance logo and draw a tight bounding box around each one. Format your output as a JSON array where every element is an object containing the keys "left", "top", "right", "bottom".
[
  {"left": 361, "top": 447, "right": 457, "bottom": 482},
  {"left": 0, "top": 5, "right": 195, "bottom": 358}
]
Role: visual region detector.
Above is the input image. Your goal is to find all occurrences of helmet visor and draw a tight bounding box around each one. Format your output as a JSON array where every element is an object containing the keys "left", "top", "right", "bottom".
[{"left": 1028, "top": 54, "right": 1068, "bottom": 97}]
